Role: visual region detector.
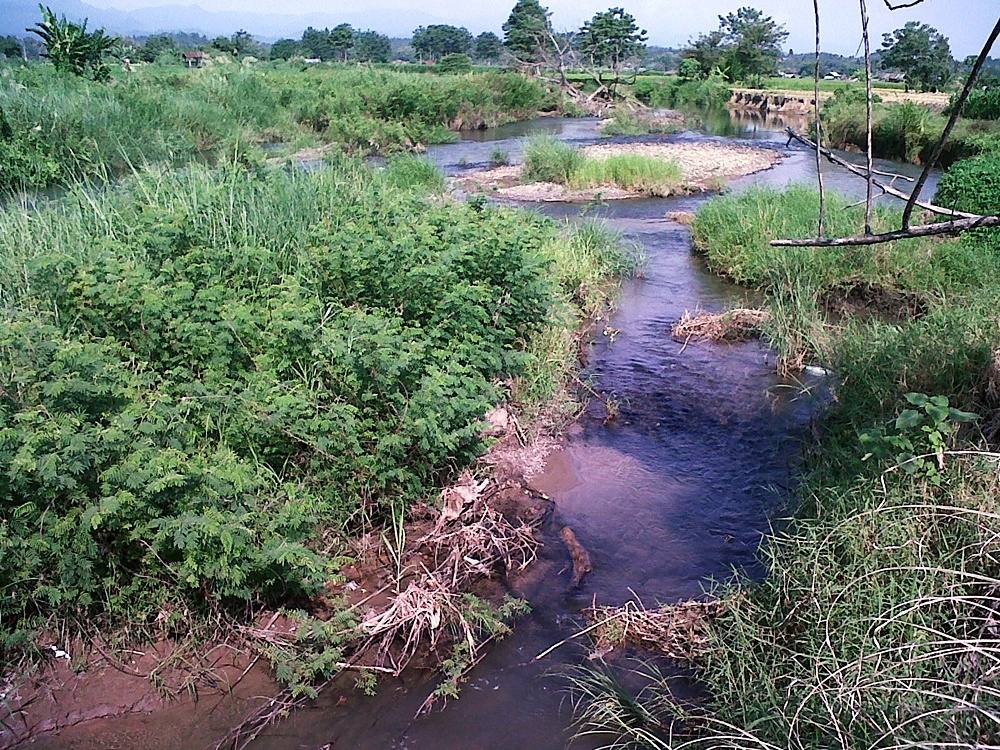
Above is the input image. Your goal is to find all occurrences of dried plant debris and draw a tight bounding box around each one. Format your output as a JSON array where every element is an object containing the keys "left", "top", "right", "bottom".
[
  {"left": 584, "top": 599, "right": 723, "bottom": 663},
  {"left": 672, "top": 308, "right": 769, "bottom": 343}
]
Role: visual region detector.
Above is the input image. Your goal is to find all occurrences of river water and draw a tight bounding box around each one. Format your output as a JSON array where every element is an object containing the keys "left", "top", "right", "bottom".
[
  {"left": 244, "top": 115, "right": 939, "bottom": 749},
  {"left": 33, "top": 111, "right": 939, "bottom": 750}
]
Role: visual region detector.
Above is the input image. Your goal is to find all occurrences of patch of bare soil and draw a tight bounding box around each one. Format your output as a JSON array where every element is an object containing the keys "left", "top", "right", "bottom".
[
  {"left": 672, "top": 308, "right": 770, "bottom": 343},
  {"left": 820, "top": 281, "right": 928, "bottom": 322}
]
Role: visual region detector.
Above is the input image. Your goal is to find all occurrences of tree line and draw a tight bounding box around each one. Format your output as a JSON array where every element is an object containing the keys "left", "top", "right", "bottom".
[{"left": 2, "top": 1, "right": 989, "bottom": 97}]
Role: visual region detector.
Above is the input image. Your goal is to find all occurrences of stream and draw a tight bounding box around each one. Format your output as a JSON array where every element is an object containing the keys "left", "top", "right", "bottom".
[{"left": 33, "top": 111, "right": 940, "bottom": 750}]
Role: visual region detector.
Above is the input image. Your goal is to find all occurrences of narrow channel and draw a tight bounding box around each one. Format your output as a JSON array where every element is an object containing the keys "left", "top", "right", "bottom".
[{"left": 249, "top": 112, "right": 932, "bottom": 749}]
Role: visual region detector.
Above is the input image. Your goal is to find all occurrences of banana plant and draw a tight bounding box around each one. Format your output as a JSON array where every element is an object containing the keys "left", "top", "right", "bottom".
[{"left": 27, "top": 4, "right": 117, "bottom": 79}]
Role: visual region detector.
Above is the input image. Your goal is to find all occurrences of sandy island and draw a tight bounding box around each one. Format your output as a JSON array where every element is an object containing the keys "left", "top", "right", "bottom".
[{"left": 454, "top": 141, "right": 782, "bottom": 202}]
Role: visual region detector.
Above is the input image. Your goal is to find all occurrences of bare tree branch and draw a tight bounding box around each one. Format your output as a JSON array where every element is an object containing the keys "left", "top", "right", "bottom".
[
  {"left": 771, "top": 215, "right": 1000, "bottom": 247},
  {"left": 901, "top": 16, "right": 1000, "bottom": 229},
  {"left": 785, "top": 129, "right": 978, "bottom": 219},
  {"left": 883, "top": 0, "right": 926, "bottom": 8},
  {"left": 860, "top": 0, "right": 875, "bottom": 234},
  {"left": 812, "top": 0, "right": 826, "bottom": 237}
]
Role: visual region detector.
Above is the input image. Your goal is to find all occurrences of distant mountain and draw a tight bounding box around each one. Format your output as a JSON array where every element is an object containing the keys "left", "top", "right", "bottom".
[{"left": 0, "top": 0, "right": 446, "bottom": 41}]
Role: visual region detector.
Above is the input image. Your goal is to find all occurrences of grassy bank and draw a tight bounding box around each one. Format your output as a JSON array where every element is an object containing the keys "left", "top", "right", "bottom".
[
  {"left": 0, "top": 62, "right": 554, "bottom": 191},
  {"left": 0, "top": 156, "right": 633, "bottom": 678},
  {"left": 523, "top": 135, "right": 683, "bottom": 196},
  {"left": 822, "top": 90, "right": 1000, "bottom": 164},
  {"left": 569, "top": 179, "right": 1000, "bottom": 746}
]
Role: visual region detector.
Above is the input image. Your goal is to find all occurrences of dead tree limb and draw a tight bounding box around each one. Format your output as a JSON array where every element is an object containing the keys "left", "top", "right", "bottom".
[
  {"left": 901, "top": 16, "right": 1000, "bottom": 229},
  {"left": 771, "top": 215, "right": 1000, "bottom": 247},
  {"left": 785, "top": 129, "right": 977, "bottom": 219},
  {"left": 812, "top": 0, "right": 825, "bottom": 237},
  {"left": 860, "top": 0, "right": 875, "bottom": 234}
]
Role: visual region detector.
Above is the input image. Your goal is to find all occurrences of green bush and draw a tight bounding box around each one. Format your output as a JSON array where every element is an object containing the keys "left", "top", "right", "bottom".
[
  {"left": 632, "top": 74, "right": 730, "bottom": 110},
  {"left": 436, "top": 54, "right": 473, "bottom": 73},
  {"left": 0, "top": 161, "right": 630, "bottom": 658},
  {"left": 954, "top": 85, "right": 1000, "bottom": 120},
  {"left": 934, "top": 152, "right": 1000, "bottom": 215}
]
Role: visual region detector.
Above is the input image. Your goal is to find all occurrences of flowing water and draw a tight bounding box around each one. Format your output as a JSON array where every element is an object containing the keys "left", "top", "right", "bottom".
[{"left": 33, "top": 111, "right": 939, "bottom": 750}]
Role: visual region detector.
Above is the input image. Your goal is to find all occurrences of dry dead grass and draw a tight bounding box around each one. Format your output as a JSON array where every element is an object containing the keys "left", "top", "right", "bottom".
[
  {"left": 672, "top": 308, "right": 769, "bottom": 343},
  {"left": 584, "top": 599, "right": 723, "bottom": 663}
]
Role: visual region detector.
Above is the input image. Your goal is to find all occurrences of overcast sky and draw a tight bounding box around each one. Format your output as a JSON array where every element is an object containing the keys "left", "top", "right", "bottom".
[{"left": 88, "top": 0, "right": 998, "bottom": 56}]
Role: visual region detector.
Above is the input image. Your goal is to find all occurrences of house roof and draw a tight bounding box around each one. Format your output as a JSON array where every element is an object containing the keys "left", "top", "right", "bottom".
[{"left": 182, "top": 51, "right": 207, "bottom": 59}]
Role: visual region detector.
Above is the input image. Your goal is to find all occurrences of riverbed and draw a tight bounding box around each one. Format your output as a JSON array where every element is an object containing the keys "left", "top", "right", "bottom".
[{"left": 30, "top": 111, "right": 940, "bottom": 750}]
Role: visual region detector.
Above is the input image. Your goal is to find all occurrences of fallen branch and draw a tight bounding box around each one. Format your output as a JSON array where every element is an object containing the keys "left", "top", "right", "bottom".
[
  {"left": 784, "top": 129, "right": 976, "bottom": 220},
  {"left": 771, "top": 214, "right": 1000, "bottom": 247}
]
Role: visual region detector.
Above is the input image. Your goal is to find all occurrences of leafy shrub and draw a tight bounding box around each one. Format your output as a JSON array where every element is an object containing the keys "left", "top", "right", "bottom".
[
  {"left": 0, "top": 162, "right": 629, "bottom": 657},
  {"left": 632, "top": 74, "right": 730, "bottom": 110},
  {"left": 436, "top": 53, "right": 473, "bottom": 74},
  {"left": 934, "top": 151, "right": 1000, "bottom": 216},
  {"left": 954, "top": 85, "right": 1000, "bottom": 120}
]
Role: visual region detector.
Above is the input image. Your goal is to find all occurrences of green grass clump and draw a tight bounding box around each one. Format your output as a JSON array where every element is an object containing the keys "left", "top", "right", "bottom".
[
  {"left": 383, "top": 154, "right": 446, "bottom": 191},
  {"left": 523, "top": 134, "right": 585, "bottom": 183},
  {"left": 569, "top": 154, "right": 683, "bottom": 196},
  {"left": 523, "top": 135, "right": 683, "bottom": 196},
  {"left": 572, "top": 184, "right": 1000, "bottom": 748},
  {"left": 0, "top": 159, "right": 632, "bottom": 668}
]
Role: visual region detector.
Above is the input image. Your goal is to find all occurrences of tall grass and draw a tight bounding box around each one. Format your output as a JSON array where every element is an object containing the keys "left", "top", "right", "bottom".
[
  {"left": 523, "top": 134, "right": 585, "bottom": 183},
  {"left": 569, "top": 155, "right": 682, "bottom": 196},
  {"left": 821, "top": 92, "right": 1000, "bottom": 164},
  {"left": 570, "top": 185, "right": 1000, "bottom": 748},
  {"left": 0, "top": 62, "right": 553, "bottom": 191}
]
